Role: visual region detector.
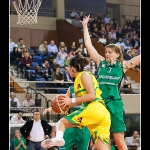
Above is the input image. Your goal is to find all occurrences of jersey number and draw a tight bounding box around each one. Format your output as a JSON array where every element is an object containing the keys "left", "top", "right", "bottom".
[{"left": 108, "top": 67, "right": 112, "bottom": 73}]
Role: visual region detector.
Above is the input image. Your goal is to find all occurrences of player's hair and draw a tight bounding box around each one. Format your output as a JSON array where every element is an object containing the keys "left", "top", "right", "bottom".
[{"left": 69, "top": 55, "right": 89, "bottom": 72}]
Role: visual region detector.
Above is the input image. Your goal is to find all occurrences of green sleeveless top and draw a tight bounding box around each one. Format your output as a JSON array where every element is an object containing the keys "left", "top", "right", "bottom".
[
  {"left": 68, "top": 85, "right": 82, "bottom": 113},
  {"left": 97, "top": 60, "right": 123, "bottom": 103}
]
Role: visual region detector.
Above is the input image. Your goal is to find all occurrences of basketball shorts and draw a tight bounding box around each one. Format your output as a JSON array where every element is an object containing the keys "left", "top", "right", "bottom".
[
  {"left": 105, "top": 99, "right": 126, "bottom": 133},
  {"left": 59, "top": 127, "right": 91, "bottom": 150},
  {"left": 64, "top": 101, "right": 111, "bottom": 145}
]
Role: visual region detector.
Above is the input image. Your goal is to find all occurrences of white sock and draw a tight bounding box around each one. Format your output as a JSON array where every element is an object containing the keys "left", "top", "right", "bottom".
[{"left": 56, "top": 130, "right": 63, "bottom": 138}]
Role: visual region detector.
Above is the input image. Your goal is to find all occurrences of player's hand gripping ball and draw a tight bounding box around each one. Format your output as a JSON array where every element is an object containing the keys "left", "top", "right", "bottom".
[{"left": 51, "top": 95, "right": 70, "bottom": 114}]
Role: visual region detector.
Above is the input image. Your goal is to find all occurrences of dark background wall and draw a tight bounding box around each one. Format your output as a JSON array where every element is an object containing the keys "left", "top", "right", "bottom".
[{"left": 64, "top": 0, "right": 106, "bottom": 14}]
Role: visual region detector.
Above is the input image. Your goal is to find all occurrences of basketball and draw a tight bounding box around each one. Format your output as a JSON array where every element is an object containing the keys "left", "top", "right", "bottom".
[{"left": 51, "top": 95, "right": 70, "bottom": 114}]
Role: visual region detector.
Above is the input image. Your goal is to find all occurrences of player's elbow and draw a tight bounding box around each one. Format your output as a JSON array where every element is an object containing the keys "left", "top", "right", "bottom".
[{"left": 89, "top": 94, "right": 96, "bottom": 101}]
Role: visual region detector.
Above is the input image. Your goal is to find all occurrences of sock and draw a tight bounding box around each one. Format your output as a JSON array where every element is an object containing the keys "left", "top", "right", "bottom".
[{"left": 56, "top": 130, "right": 63, "bottom": 138}]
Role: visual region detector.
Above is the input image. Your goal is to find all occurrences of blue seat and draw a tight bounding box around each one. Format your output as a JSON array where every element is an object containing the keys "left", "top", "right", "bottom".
[
  {"left": 33, "top": 56, "right": 42, "bottom": 59},
  {"left": 28, "top": 48, "right": 34, "bottom": 53},
  {"left": 36, "top": 77, "right": 46, "bottom": 87},
  {"left": 31, "top": 62, "right": 39, "bottom": 69},
  {"left": 32, "top": 56, "right": 43, "bottom": 66}
]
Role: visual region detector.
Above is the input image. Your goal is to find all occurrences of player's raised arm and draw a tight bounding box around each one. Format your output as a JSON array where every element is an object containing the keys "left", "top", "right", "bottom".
[{"left": 81, "top": 15, "right": 105, "bottom": 66}]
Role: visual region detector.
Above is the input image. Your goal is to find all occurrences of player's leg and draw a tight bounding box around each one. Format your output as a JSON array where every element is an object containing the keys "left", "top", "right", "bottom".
[
  {"left": 59, "top": 128, "right": 76, "bottom": 150},
  {"left": 75, "top": 127, "right": 91, "bottom": 150},
  {"left": 41, "top": 118, "right": 76, "bottom": 148}
]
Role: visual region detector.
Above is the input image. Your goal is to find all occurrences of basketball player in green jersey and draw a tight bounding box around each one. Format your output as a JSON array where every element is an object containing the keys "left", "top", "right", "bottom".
[{"left": 80, "top": 15, "right": 140, "bottom": 150}]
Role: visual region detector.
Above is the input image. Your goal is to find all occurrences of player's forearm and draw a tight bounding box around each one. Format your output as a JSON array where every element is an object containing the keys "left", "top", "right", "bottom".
[{"left": 83, "top": 25, "right": 92, "bottom": 46}]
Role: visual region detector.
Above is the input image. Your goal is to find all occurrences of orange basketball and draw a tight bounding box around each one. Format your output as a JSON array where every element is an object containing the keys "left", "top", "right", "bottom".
[{"left": 51, "top": 95, "right": 70, "bottom": 114}]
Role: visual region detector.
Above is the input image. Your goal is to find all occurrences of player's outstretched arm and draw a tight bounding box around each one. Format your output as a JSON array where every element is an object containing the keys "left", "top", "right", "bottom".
[
  {"left": 43, "top": 107, "right": 52, "bottom": 116},
  {"left": 80, "top": 15, "right": 105, "bottom": 66},
  {"left": 123, "top": 55, "right": 141, "bottom": 72}
]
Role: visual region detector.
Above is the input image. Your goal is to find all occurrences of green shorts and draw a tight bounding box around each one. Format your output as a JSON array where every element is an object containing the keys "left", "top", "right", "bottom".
[
  {"left": 59, "top": 127, "right": 91, "bottom": 150},
  {"left": 106, "top": 100, "right": 126, "bottom": 133}
]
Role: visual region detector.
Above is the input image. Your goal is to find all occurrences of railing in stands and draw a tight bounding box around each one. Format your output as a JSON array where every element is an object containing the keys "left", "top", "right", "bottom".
[
  {"left": 25, "top": 86, "right": 68, "bottom": 122},
  {"left": 26, "top": 86, "right": 37, "bottom": 101}
]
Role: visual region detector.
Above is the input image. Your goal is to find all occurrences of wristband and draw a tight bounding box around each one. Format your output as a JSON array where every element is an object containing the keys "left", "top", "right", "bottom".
[{"left": 71, "top": 98, "right": 76, "bottom": 103}]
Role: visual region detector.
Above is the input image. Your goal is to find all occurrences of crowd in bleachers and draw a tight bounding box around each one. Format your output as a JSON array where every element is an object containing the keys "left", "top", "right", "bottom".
[{"left": 10, "top": 12, "right": 140, "bottom": 94}]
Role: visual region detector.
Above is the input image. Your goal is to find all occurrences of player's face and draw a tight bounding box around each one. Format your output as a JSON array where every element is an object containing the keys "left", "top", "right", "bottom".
[
  {"left": 68, "top": 65, "right": 77, "bottom": 78},
  {"left": 105, "top": 47, "right": 119, "bottom": 63}
]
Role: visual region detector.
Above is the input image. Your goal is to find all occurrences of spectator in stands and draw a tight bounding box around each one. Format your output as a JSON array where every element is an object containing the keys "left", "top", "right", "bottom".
[
  {"left": 109, "top": 19, "right": 114, "bottom": 30},
  {"left": 51, "top": 58, "right": 60, "bottom": 73},
  {"left": 97, "top": 12, "right": 103, "bottom": 20},
  {"left": 52, "top": 66, "right": 64, "bottom": 88},
  {"left": 91, "top": 27, "right": 100, "bottom": 40},
  {"left": 116, "top": 28, "right": 124, "bottom": 39},
  {"left": 84, "top": 58, "right": 97, "bottom": 75},
  {"left": 123, "top": 33, "right": 131, "bottom": 43},
  {"left": 90, "top": 16, "right": 99, "bottom": 28},
  {"left": 109, "top": 29, "right": 117, "bottom": 43},
  {"left": 38, "top": 40, "right": 48, "bottom": 55},
  {"left": 9, "top": 92, "right": 20, "bottom": 108},
  {"left": 89, "top": 14, "right": 94, "bottom": 23},
  {"left": 132, "top": 16, "right": 140, "bottom": 30},
  {"left": 59, "top": 47, "right": 67, "bottom": 61},
  {"left": 122, "top": 24, "right": 130, "bottom": 37},
  {"left": 70, "top": 7, "right": 80, "bottom": 19},
  {"left": 68, "top": 42, "right": 77, "bottom": 54},
  {"left": 20, "top": 109, "right": 52, "bottom": 150},
  {"left": 64, "top": 56, "right": 70, "bottom": 67},
  {"left": 120, "top": 45, "right": 127, "bottom": 59},
  {"left": 12, "top": 130, "right": 27, "bottom": 150},
  {"left": 130, "top": 34, "right": 140, "bottom": 50},
  {"left": 17, "top": 38, "right": 25, "bottom": 52},
  {"left": 64, "top": 66, "right": 73, "bottom": 88},
  {"left": 106, "top": 33, "right": 114, "bottom": 45},
  {"left": 68, "top": 49, "right": 75, "bottom": 58},
  {"left": 80, "top": 12, "right": 86, "bottom": 21},
  {"left": 124, "top": 50, "right": 133, "bottom": 60},
  {"left": 22, "top": 47, "right": 32, "bottom": 58},
  {"left": 126, "top": 19, "right": 132, "bottom": 30},
  {"left": 56, "top": 53, "right": 65, "bottom": 72},
  {"left": 11, "top": 47, "right": 22, "bottom": 64},
  {"left": 59, "top": 42, "right": 67, "bottom": 52},
  {"left": 48, "top": 40, "right": 58, "bottom": 57},
  {"left": 124, "top": 39, "right": 132, "bottom": 52},
  {"left": 18, "top": 52, "right": 32, "bottom": 78},
  {"left": 75, "top": 43, "right": 88, "bottom": 57},
  {"left": 114, "top": 24, "right": 120, "bottom": 33},
  {"left": 90, "top": 22, "right": 97, "bottom": 33},
  {"left": 9, "top": 37, "right": 16, "bottom": 53},
  {"left": 40, "top": 59, "right": 52, "bottom": 81},
  {"left": 135, "top": 22, "right": 140, "bottom": 38},
  {"left": 105, "top": 23, "right": 111, "bottom": 33},
  {"left": 113, "top": 19, "right": 118, "bottom": 29},
  {"left": 116, "top": 37, "right": 126, "bottom": 48},
  {"left": 98, "top": 27, "right": 107, "bottom": 38},
  {"left": 98, "top": 34, "right": 107, "bottom": 46},
  {"left": 22, "top": 93, "right": 35, "bottom": 107},
  {"left": 72, "top": 15, "right": 82, "bottom": 29},
  {"left": 104, "top": 13, "right": 111, "bottom": 24},
  {"left": 132, "top": 131, "right": 140, "bottom": 146},
  {"left": 10, "top": 111, "right": 26, "bottom": 124}
]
